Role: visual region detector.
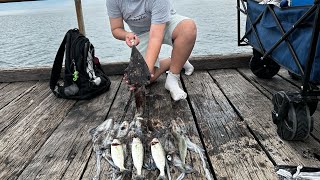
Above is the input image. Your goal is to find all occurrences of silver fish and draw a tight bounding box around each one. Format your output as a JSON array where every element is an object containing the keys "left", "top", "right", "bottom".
[
  {"left": 111, "top": 139, "right": 127, "bottom": 172},
  {"left": 131, "top": 137, "right": 144, "bottom": 179},
  {"left": 151, "top": 138, "right": 166, "bottom": 180}
]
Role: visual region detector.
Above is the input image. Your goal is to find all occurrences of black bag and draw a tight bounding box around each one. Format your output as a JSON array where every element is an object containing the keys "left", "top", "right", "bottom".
[{"left": 50, "top": 29, "right": 111, "bottom": 100}]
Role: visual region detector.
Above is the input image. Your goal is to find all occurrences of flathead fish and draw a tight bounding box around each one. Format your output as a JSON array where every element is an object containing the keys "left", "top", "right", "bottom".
[
  {"left": 111, "top": 139, "right": 127, "bottom": 172},
  {"left": 151, "top": 138, "right": 166, "bottom": 180},
  {"left": 131, "top": 137, "right": 144, "bottom": 179}
]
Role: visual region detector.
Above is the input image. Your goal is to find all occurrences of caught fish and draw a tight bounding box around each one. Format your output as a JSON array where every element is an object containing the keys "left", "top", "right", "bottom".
[
  {"left": 125, "top": 44, "right": 150, "bottom": 118},
  {"left": 111, "top": 139, "right": 128, "bottom": 172},
  {"left": 185, "top": 136, "right": 213, "bottom": 180},
  {"left": 151, "top": 138, "right": 166, "bottom": 180},
  {"left": 277, "top": 165, "right": 320, "bottom": 180},
  {"left": 131, "top": 137, "right": 144, "bottom": 179},
  {"left": 116, "top": 121, "right": 130, "bottom": 139},
  {"left": 90, "top": 119, "right": 114, "bottom": 150},
  {"left": 90, "top": 118, "right": 114, "bottom": 135},
  {"left": 171, "top": 120, "right": 188, "bottom": 165},
  {"left": 89, "top": 119, "right": 114, "bottom": 180},
  {"left": 166, "top": 153, "right": 193, "bottom": 174},
  {"left": 171, "top": 120, "right": 213, "bottom": 180}
]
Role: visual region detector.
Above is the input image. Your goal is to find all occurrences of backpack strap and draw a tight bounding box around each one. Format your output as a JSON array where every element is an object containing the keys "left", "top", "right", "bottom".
[{"left": 49, "top": 30, "right": 73, "bottom": 98}]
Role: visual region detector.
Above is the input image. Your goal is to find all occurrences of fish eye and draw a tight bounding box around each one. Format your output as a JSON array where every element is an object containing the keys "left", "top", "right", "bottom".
[{"left": 151, "top": 141, "right": 158, "bottom": 145}]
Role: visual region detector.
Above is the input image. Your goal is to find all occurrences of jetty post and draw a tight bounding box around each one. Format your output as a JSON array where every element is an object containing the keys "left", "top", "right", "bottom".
[{"left": 74, "top": 0, "right": 86, "bottom": 36}]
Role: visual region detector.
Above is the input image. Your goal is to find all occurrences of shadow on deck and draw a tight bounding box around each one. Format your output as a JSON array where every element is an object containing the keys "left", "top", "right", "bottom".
[{"left": 1, "top": 67, "right": 320, "bottom": 179}]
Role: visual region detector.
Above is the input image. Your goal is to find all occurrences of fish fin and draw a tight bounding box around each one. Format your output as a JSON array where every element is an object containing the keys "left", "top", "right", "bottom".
[
  {"left": 120, "top": 168, "right": 130, "bottom": 174},
  {"left": 176, "top": 173, "right": 185, "bottom": 180},
  {"left": 143, "top": 156, "right": 157, "bottom": 170},
  {"left": 102, "top": 154, "right": 117, "bottom": 169}
]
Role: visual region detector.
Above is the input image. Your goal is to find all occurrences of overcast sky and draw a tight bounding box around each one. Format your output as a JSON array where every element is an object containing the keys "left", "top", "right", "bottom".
[{"left": 0, "top": 0, "right": 104, "bottom": 13}]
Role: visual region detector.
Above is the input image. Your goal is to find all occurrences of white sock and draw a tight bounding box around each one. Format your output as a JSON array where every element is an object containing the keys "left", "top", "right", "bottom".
[
  {"left": 165, "top": 71, "right": 187, "bottom": 101},
  {"left": 183, "top": 60, "right": 194, "bottom": 76}
]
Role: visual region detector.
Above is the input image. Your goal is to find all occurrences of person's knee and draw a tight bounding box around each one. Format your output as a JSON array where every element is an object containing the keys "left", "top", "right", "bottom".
[
  {"left": 185, "top": 19, "right": 197, "bottom": 40},
  {"left": 174, "top": 19, "right": 197, "bottom": 43}
]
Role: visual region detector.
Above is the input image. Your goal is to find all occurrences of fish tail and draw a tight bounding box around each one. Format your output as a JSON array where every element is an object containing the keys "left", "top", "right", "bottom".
[
  {"left": 186, "top": 139, "right": 214, "bottom": 180},
  {"left": 186, "top": 138, "right": 204, "bottom": 153},
  {"left": 94, "top": 152, "right": 101, "bottom": 180}
]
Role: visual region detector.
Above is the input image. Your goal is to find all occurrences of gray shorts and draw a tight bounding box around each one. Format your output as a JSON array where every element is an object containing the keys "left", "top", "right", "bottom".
[{"left": 136, "top": 14, "right": 190, "bottom": 67}]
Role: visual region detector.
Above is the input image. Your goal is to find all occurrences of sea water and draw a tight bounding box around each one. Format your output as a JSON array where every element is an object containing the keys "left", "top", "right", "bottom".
[{"left": 0, "top": 0, "right": 250, "bottom": 68}]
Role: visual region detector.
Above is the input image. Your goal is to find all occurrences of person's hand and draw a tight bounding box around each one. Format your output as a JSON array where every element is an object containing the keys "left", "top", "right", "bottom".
[
  {"left": 149, "top": 68, "right": 155, "bottom": 82},
  {"left": 125, "top": 32, "right": 140, "bottom": 47}
]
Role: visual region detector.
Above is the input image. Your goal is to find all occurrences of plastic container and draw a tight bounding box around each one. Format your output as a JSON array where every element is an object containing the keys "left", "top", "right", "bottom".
[{"left": 290, "top": 0, "right": 314, "bottom": 6}]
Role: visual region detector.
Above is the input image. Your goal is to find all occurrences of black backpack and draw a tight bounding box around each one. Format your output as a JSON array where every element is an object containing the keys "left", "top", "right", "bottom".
[{"left": 50, "top": 29, "right": 111, "bottom": 100}]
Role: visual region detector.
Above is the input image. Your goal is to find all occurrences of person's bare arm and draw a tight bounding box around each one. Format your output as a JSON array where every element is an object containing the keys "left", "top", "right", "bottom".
[
  {"left": 109, "top": 17, "right": 139, "bottom": 46},
  {"left": 145, "top": 23, "right": 166, "bottom": 75}
]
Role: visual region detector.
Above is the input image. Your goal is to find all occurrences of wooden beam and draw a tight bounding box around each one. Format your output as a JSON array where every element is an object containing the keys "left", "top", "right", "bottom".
[
  {"left": 0, "top": 0, "right": 39, "bottom": 3},
  {"left": 74, "top": 0, "right": 86, "bottom": 36},
  {"left": 0, "top": 54, "right": 252, "bottom": 82}
]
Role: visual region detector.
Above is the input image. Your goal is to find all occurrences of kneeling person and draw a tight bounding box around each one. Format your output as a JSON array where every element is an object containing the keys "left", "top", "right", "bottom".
[{"left": 106, "top": 0, "right": 197, "bottom": 101}]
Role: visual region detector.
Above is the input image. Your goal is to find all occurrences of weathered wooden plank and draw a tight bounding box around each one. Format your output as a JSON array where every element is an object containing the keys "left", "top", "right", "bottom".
[
  {"left": 81, "top": 78, "right": 135, "bottom": 180},
  {"left": 143, "top": 75, "right": 210, "bottom": 179},
  {"left": 0, "top": 94, "right": 77, "bottom": 179},
  {"left": 210, "top": 69, "right": 320, "bottom": 167},
  {"left": 183, "top": 71, "right": 276, "bottom": 179},
  {"left": 17, "top": 76, "right": 122, "bottom": 180},
  {"left": 277, "top": 69, "right": 302, "bottom": 87},
  {"left": 0, "top": 81, "right": 36, "bottom": 110},
  {"left": 0, "top": 81, "right": 50, "bottom": 135},
  {"left": 0, "top": 83, "right": 9, "bottom": 90},
  {"left": 238, "top": 68, "right": 320, "bottom": 140},
  {"left": 0, "top": 54, "right": 251, "bottom": 82},
  {"left": 189, "top": 53, "right": 250, "bottom": 71}
]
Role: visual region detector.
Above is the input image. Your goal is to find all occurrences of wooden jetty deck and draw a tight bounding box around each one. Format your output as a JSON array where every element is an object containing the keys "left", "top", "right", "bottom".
[{"left": 1, "top": 57, "right": 320, "bottom": 180}]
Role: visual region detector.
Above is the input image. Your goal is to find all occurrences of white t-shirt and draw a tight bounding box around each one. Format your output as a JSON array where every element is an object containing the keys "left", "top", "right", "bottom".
[{"left": 106, "top": 0, "right": 176, "bottom": 35}]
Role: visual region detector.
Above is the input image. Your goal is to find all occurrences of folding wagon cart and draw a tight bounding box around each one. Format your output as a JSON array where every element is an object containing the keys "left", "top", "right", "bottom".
[{"left": 237, "top": 0, "right": 320, "bottom": 140}]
